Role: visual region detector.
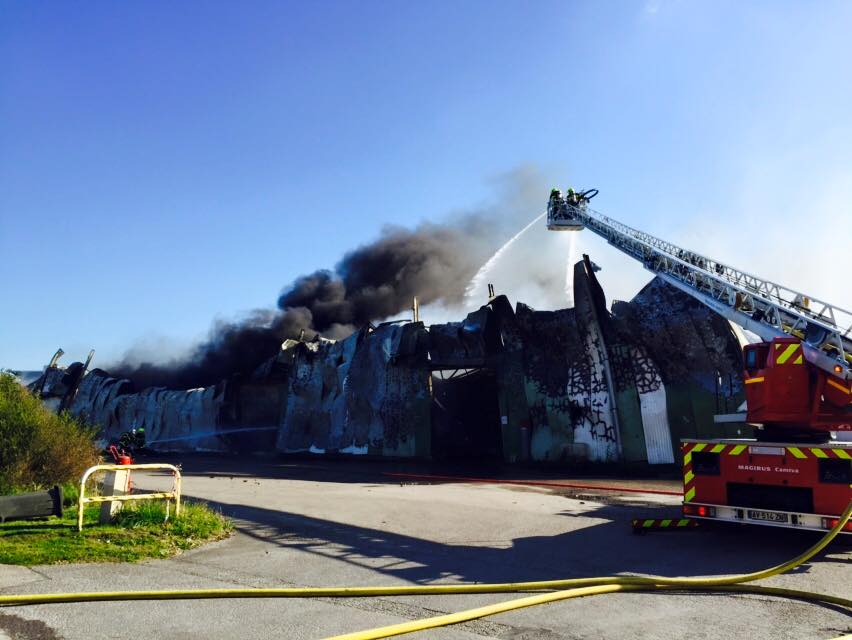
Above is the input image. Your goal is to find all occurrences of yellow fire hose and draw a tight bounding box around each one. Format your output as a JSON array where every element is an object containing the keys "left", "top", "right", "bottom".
[
  {"left": 0, "top": 502, "right": 849, "bottom": 640},
  {"left": 323, "top": 584, "right": 851, "bottom": 640},
  {"left": 323, "top": 502, "right": 852, "bottom": 639}
]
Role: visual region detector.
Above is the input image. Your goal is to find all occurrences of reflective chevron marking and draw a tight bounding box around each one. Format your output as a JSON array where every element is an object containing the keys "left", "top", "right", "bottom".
[
  {"left": 775, "top": 343, "right": 800, "bottom": 364},
  {"left": 632, "top": 518, "right": 698, "bottom": 531}
]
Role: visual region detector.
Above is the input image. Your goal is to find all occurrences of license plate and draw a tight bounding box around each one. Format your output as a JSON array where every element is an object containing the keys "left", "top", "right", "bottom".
[{"left": 747, "top": 509, "right": 788, "bottom": 523}]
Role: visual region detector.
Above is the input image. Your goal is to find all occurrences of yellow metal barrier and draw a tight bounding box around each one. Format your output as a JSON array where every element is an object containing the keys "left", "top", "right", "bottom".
[{"left": 77, "top": 463, "right": 182, "bottom": 531}]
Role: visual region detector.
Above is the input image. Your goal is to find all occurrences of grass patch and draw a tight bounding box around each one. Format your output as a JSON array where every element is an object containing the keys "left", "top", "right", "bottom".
[{"left": 0, "top": 500, "right": 232, "bottom": 565}]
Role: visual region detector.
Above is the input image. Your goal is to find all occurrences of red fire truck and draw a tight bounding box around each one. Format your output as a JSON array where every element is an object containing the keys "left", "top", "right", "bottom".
[
  {"left": 547, "top": 189, "right": 851, "bottom": 533},
  {"left": 681, "top": 335, "right": 851, "bottom": 533}
]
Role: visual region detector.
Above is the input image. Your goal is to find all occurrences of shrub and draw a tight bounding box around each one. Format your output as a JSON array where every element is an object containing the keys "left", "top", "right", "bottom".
[{"left": 0, "top": 373, "right": 99, "bottom": 493}]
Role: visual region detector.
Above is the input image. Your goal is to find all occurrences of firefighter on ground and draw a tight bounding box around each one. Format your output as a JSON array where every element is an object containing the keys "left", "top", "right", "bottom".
[{"left": 118, "top": 426, "right": 146, "bottom": 453}]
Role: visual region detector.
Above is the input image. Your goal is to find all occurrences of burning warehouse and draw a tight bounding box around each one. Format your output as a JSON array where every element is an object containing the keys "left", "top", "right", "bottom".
[{"left": 31, "top": 255, "right": 748, "bottom": 466}]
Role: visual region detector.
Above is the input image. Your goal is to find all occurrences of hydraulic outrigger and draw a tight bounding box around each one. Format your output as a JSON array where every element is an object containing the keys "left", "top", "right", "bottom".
[{"left": 547, "top": 188, "right": 851, "bottom": 533}]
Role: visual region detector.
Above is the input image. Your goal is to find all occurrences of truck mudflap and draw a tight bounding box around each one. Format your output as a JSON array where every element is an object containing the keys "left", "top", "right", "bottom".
[{"left": 683, "top": 502, "right": 852, "bottom": 534}]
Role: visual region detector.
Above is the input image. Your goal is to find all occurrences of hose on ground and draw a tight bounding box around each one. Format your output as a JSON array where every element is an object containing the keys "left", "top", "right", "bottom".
[
  {"left": 322, "top": 583, "right": 852, "bottom": 640},
  {"left": 322, "top": 501, "right": 852, "bottom": 640},
  {"left": 0, "top": 502, "right": 849, "bottom": 639}
]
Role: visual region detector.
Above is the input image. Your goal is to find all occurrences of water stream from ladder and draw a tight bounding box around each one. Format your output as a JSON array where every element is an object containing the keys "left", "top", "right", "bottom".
[
  {"left": 463, "top": 212, "right": 545, "bottom": 307},
  {"left": 565, "top": 232, "right": 577, "bottom": 306},
  {"left": 463, "top": 211, "right": 577, "bottom": 309}
]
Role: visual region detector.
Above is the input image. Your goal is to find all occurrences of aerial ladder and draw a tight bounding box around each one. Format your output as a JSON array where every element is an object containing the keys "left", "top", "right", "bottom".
[{"left": 547, "top": 188, "right": 851, "bottom": 533}]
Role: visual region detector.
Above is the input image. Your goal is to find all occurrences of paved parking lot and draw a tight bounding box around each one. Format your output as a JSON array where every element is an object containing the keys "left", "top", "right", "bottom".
[{"left": 1, "top": 457, "right": 849, "bottom": 639}]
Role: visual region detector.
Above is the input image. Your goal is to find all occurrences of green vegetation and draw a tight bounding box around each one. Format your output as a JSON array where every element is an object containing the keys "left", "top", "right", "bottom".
[
  {"left": 0, "top": 373, "right": 232, "bottom": 565},
  {"left": 0, "top": 500, "right": 232, "bottom": 565},
  {"left": 0, "top": 372, "right": 99, "bottom": 493}
]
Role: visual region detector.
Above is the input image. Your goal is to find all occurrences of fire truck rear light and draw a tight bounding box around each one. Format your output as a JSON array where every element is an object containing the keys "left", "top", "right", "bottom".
[
  {"left": 683, "top": 504, "right": 715, "bottom": 518},
  {"left": 821, "top": 517, "right": 852, "bottom": 532}
]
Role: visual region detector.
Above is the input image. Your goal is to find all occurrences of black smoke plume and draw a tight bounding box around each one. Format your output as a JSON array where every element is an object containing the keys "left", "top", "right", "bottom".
[
  {"left": 278, "top": 222, "right": 481, "bottom": 332},
  {"left": 109, "top": 168, "right": 546, "bottom": 389}
]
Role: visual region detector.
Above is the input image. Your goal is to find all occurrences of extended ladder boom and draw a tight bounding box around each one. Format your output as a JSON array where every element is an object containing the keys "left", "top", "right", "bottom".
[{"left": 547, "top": 192, "right": 852, "bottom": 381}]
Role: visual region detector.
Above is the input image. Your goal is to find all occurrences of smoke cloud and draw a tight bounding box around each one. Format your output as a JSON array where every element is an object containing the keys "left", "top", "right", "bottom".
[{"left": 109, "top": 167, "right": 550, "bottom": 390}]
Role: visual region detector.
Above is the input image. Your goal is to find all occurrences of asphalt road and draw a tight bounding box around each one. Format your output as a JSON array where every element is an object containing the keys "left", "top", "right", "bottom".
[{"left": 0, "top": 456, "right": 849, "bottom": 639}]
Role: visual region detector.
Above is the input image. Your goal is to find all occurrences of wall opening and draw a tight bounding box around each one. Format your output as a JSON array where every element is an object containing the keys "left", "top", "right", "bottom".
[{"left": 430, "top": 369, "right": 502, "bottom": 461}]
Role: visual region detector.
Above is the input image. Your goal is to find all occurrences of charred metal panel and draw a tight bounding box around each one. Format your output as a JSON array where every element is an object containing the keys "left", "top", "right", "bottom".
[
  {"left": 611, "top": 277, "right": 748, "bottom": 448},
  {"left": 66, "top": 368, "right": 228, "bottom": 451},
  {"left": 277, "top": 340, "right": 334, "bottom": 453},
  {"left": 234, "top": 383, "right": 287, "bottom": 452},
  {"left": 378, "top": 350, "right": 430, "bottom": 457},
  {"left": 276, "top": 323, "right": 430, "bottom": 457},
  {"left": 606, "top": 341, "right": 673, "bottom": 464},
  {"left": 327, "top": 333, "right": 360, "bottom": 451},
  {"left": 569, "top": 260, "right": 621, "bottom": 462},
  {"left": 109, "top": 386, "right": 224, "bottom": 451},
  {"left": 30, "top": 362, "right": 85, "bottom": 413},
  {"left": 428, "top": 322, "right": 467, "bottom": 362},
  {"left": 349, "top": 322, "right": 430, "bottom": 456},
  {"left": 428, "top": 305, "right": 501, "bottom": 368},
  {"left": 514, "top": 305, "right": 583, "bottom": 461},
  {"left": 613, "top": 386, "right": 647, "bottom": 463},
  {"left": 69, "top": 369, "right": 133, "bottom": 428},
  {"left": 488, "top": 295, "right": 532, "bottom": 462},
  {"left": 612, "top": 278, "right": 743, "bottom": 390}
]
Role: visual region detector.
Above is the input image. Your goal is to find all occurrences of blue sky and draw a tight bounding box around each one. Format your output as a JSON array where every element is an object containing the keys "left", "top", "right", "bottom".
[{"left": 2, "top": 1, "right": 851, "bottom": 370}]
